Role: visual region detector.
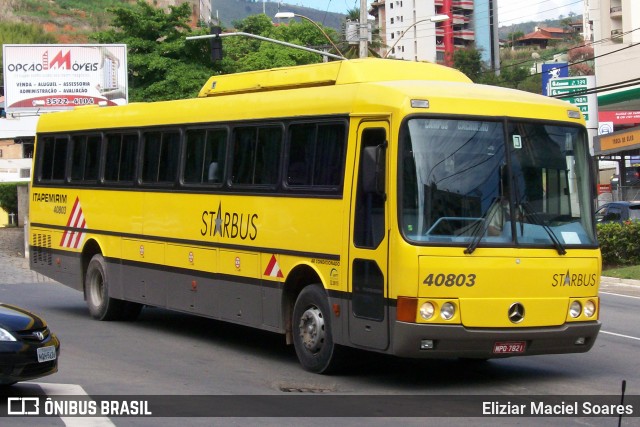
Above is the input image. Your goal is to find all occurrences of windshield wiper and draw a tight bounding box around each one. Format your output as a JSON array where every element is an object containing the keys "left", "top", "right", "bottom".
[
  {"left": 519, "top": 201, "right": 566, "bottom": 255},
  {"left": 464, "top": 197, "right": 502, "bottom": 255}
]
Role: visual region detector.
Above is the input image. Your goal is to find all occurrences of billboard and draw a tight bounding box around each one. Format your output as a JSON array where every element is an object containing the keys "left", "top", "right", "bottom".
[{"left": 3, "top": 44, "right": 127, "bottom": 112}]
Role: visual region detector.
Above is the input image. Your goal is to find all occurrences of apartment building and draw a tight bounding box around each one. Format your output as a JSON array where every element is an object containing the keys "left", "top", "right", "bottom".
[
  {"left": 586, "top": 0, "right": 640, "bottom": 115},
  {"left": 370, "top": 0, "right": 499, "bottom": 69}
]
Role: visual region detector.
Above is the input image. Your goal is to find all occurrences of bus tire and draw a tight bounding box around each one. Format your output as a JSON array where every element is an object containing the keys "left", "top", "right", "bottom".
[
  {"left": 292, "top": 284, "right": 340, "bottom": 374},
  {"left": 85, "top": 254, "right": 129, "bottom": 321}
]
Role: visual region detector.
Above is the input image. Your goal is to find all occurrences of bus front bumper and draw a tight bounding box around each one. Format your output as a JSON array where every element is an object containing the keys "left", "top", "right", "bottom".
[{"left": 392, "top": 321, "right": 601, "bottom": 359}]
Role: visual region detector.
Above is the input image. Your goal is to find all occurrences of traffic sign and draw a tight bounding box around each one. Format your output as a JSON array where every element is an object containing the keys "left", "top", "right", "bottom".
[{"left": 549, "top": 76, "right": 597, "bottom": 129}]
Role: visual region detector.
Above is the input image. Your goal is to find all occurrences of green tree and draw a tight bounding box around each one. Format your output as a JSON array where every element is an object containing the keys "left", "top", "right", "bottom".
[
  {"left": 0, "top": 183, "right": 19, "bottom": 218},
  {"left": 496, "top": 63, "right": 532, "bottom": 91},
  {"left": 88, "top": 4, "right": 346, "bottom": 100},
  {"left": 452, "top": 47, "right": 484, "bottom": 82},
  {"left": 90, "top": 0, "right": 211, "bottom": 101},
  {"left": 0, "top": 21, "right": 56, "bottom": 87},
  {"left": 217, "top": 14, "right": 339, "bottom": 74},
  {"left": 505, "top": 31, "right": 524, "bottom": 48}
]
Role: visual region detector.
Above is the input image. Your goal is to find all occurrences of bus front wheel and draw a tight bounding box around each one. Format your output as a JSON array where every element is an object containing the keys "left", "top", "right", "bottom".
[
  {"left": 292, "top": 284, "right": 340, "bottom": 374},
  {"left": 85, "top": 254, "right": 141, "bottom": 321}
]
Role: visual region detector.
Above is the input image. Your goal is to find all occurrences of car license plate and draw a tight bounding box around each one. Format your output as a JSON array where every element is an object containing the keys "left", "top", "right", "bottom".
[
  {"left": 37, "top": 346, "right": 57, "bottom": 363},
  {"left": 493, "top": 341, "right": 526, "bottom": 354}
]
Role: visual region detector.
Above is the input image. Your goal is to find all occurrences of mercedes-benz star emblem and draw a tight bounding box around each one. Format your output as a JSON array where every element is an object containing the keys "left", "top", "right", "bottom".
[{"left": 508, "top": 303, "right": 525, "bottom": 324}]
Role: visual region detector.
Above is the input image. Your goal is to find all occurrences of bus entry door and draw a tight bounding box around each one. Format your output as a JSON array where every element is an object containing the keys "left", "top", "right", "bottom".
[{"left": 348, "top": 121, "right": 389, "bottom": 350}]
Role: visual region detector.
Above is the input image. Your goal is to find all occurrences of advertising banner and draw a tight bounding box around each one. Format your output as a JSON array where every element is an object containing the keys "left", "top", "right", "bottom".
[{"left": 2, "top": 44, "right": 127, "bottom": 112}]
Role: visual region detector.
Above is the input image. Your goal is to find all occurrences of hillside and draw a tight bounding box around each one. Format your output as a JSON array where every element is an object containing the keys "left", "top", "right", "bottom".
[
  {"left": 498, "top": 15, "right": 583, "bottom": 40},
  {"left": 0, "top": 0, "right": 346, "bottom": 43}
]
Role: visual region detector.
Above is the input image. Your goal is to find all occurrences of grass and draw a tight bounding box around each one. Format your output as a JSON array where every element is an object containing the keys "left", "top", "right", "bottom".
[{"left": 602, "top": 265, "right": 640, "bottom": 281}]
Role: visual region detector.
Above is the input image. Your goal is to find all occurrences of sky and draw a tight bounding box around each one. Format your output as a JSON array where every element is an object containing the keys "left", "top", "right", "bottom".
[{"left": 282, "top": 0, "right": 584, "bottom": 25}]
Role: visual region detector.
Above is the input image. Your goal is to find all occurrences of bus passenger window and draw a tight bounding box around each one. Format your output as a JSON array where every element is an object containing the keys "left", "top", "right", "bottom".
[
  {"left": 184, "top": 128, "right": 227, "bottom": 185},
  {"left": 84, "top": 136, "right": 101, "bottom": 181},
  {"left": 232, "top": 126, "right": 282, "bottom": 186},
  {"left": 39, "top": 136, "right": 69, "bottom": 181},
  {"left": 288, "top": 124, "right": 314, "bottom": 186},
  {"left": 71, "top": 135, "right": 101, "bottom": 182},
  {"left": 142, "top": 131, "right": 180, "bottom": 184},
  {"left": 255, "top": 127, "right": 281, "bottom": 185},
  {"left": 232, "top": 128, "right": 256, "bottom": 185},
  {"left": 105, "top": 133, "right": 138, "bottom": 183},
  {"left": 208, "top": 162, "right": 219, "bottom": 182},
  {"left": 287, "top": 122, "right": 345, "bottom": 188}
]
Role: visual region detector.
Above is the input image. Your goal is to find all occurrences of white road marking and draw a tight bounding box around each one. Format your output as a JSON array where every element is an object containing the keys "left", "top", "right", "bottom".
[
  {"left": 600, "top": 291, "right": 640, "bottom": 300},
  {"left": 36, "top": 383, "right": 116, "bottom": 427},
  {"left": 600, "top": 330, "right": 640, "bottom": 342}
]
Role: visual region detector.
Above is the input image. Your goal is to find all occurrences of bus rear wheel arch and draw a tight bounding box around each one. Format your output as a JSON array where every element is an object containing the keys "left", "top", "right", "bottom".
[
  {"left": 85, "top": 254, "right": 142, "bottom": 321},
  {"left": 292, "top": 284, "right": 341, "bottom": 374}
]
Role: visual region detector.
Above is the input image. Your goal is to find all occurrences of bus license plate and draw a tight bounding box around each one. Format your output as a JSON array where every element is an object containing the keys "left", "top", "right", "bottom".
[
  {"left": 493, "top": 341, "right": 526, "bottom": 354},
  {"left": 37, "top": 346, "right": 57, "bottom": 363}
]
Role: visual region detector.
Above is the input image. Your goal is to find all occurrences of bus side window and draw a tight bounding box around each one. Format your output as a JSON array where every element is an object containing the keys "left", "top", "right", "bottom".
[
  {"left": 255, "top": 127, "right": 282, "bottom": 185},
  {"left": 286, "top": 122, "right": 346, "bottom": 188},
  {"left": 84, "top": 136, "right": 101, "bottom": 181},
  {"left": 142, "top": 131, "right": 179, "bottom": 184},
  {"left": 232, "top": 126, "right": 281, "bottom": 186},
  {"left": 287, "top": 124, "right": 314, "bottom": 186},
  {"left": 208, "top": 162, "right": 219, "bottom": 182},
  {"left": 39, "top": 136, "right": 69, "bottom": 182},
  {"left": 232, "top": 128, "right": 256, "bottom": 185},
  {"left": 184, "top": 128, "right": 228, "bottom": 185},
  {"left": 105, "top": 133, "right": 138, "bottom": 183},
  {"left": 70, "top": 135, "right": 87, "bottom": 181}
]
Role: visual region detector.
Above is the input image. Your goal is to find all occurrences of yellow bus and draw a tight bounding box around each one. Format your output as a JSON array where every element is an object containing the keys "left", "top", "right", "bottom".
[{"left": 29, "top": 58, "right": 601, "bottom": 373}]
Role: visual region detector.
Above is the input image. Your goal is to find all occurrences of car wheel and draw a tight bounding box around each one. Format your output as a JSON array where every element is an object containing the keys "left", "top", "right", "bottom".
[{"left": 292, "top": 284, "right": 341, "bottom": 374}]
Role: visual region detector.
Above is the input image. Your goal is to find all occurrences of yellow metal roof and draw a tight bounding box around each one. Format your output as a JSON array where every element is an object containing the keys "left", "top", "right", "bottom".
[
  {"left": 197, "top": 58, "right": 472, "bottom": 97},
  {"left": 36, "top": 58, "right": 584, "bottom": 133}
]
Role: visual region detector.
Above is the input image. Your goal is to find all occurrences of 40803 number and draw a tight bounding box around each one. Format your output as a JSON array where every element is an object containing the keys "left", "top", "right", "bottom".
[{"left": 423, "top": 273, "right": 476, "bottom": 287}]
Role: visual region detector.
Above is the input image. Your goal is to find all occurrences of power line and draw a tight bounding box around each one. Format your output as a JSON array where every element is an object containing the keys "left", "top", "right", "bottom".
[
  {"left": 498, "top": 0, "right": 583, "bottom": 26},
  {"left": 481, "top": 27, "right": 640, "bottom": 75},
  {"left": 528, "top": 41, "right": 640, "bottom": 79}
]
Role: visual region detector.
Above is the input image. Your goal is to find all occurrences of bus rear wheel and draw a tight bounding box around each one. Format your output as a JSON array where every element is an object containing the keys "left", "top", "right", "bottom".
[
  {"left": 85, "top": 254, "right": 141, "bottom": 321},
  {"left": 292, "top": 284, "right": 340, "bottom": 374}
]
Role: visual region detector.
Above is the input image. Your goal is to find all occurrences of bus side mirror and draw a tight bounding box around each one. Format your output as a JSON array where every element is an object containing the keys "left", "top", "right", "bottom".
[{"left": 362, "top": 142, "right": 387, "bottom": 197}]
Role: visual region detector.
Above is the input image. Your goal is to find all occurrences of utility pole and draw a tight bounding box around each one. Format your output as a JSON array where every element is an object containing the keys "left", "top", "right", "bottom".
[{"left": 359, "top": 0, "right": 368, "bottom": 58}]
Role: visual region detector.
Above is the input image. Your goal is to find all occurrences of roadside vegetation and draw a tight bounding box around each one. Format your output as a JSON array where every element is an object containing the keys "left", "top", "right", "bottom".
[
  {"left": 598, "top": 221, "right": 640, "bottom": 280},
  {"left": 602, "top": 265, "right": 640, "bottom": 281}
]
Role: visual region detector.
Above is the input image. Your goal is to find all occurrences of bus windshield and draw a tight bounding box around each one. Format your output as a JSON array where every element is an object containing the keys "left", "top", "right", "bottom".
[{"left": 400, "top": 118, "right": 596, "bottom": 248}]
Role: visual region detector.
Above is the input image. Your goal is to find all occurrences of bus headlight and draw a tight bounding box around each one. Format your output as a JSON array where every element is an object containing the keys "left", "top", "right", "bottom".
[
  {"left": 584, "top": 300, "right": 596, "bottom": 318},
  {"left": 419, "top": 302, "right": 435, "bottom": 320},
  {"left": 440, "top": 302, "right": 455, "bottom": 320},
  {"left": 569, "top": 301, "right": 582, "bottom": 318}
]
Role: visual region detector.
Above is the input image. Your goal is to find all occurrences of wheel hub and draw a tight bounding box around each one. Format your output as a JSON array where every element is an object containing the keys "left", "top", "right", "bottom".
[{"left": 298, "top": 306, "right": 325, "bottom": 353}]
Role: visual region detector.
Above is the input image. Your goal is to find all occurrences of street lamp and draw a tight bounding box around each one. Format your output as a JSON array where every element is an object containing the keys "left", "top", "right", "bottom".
[
  {"left": 383, "top": 14, "right": 450, "bottom": 59},
  {"left": 274, "top": 12, "right": 345, "bottom": 59}
]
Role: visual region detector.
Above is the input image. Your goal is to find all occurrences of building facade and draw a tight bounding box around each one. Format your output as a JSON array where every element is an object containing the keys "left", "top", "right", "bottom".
[
  {"left": 586, "top": 0, "right": 640, "bottom": 201},
  {"left": 370, "top": 0, "right": 499, "bottom": 69},
  {"left": 586, "top": 0, "right": 640, "bottom": 114}
]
